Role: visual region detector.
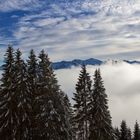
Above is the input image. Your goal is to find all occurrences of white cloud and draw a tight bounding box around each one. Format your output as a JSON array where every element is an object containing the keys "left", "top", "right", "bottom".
[
  {"left": 9, "top": 0, "right": 140, "bottom": 61},
  {"left": 0, "top": 0, "right": 140, "bottom": 62},
  {"left": 55, "top": 63, "right": 140, "bottom": 128},
  {"left": 0, "top": 0, "right": 43, "bottom": 12}
]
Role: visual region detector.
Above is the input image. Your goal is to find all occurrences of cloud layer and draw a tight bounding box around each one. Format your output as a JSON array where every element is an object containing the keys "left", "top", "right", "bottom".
[
  {"left": 0, "top": 0, "right": 140, "bottom": 61},
  {"left": 0, "top": 59, "right": 140, "bottom": 128},
  {"left": 0, "top": 0, "right": 43, "bottom": 12},
  {"left": 55, "top": 63, "right": 140, "bottom": 128}
]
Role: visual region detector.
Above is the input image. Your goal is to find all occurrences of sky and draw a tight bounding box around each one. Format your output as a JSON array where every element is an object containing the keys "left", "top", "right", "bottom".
[{"left": 0, "top": 0, "right": 140, "bottom": 63}]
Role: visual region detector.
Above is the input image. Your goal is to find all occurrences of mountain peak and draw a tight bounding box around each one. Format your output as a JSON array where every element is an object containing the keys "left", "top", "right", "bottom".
[
  {"left": 52, "top": 58, "right": 103, "bottom": 69},
  {"left": 52, "top": 58, "right": 140, "bottom": 70}
]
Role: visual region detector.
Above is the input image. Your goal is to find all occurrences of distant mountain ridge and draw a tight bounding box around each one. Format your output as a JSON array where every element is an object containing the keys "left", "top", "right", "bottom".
[
  {"left": 123, "top": 60, "right": 140, "bottom": 64},
  {"left": 52, "top": 59, "right": 140, "bottom": 70},
  {"left": 0, "top": 58, "right": 140, "bottom": 70},
  {"left": 52, "top": 58, "right": 103, "bottom": 70}
]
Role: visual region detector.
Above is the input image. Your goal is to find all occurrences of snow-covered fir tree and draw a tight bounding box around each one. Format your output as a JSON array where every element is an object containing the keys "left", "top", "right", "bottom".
[
  {"left": 73, "top": 65, "right": 92, "bottom": 140},
  {"left": 14, "top": 49, "right": 32, "bottom": 139},
  {"left": 27, "top": 49, "right": 38, "bottom": 100},
  {"left": 37, "top": 50, "right": 72, "bottom": 140},
  {"left": 63, "top": 93, "right": 74, "bottom": 139},
  {"left": 89, "top": 69, "right": 115, "bottom": 140},
  {"left": 0, "top": 46, "right": 19, "bottom": 139},
  {"left": 27, "top": 49, "right": 39, "bottom": 138},
  {"left": 120, "top": 120, "right": 129, "bottom": 140},
  {"left": 133, "top": 121, "right": 140, "bottom": 140},
  {"left": 127, "top": 128, "right": 132, "bottom": 140},
  {"left": 114, "top": 127, "right": 121, "bottom": 140}
]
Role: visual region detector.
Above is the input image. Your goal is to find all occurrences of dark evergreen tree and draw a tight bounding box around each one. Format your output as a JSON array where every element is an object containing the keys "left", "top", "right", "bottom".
[
  {"left": 114, "top": 127, "right": 121, "bottom": 140},
  {"left": 89, "top": 69, "right": 115, "bottom": 140},
  {"left": 0, "top": 46, "right": 18, "bottom": 139},
  {"left": 27, "top": 49, "right": 39, "bottom": 138},
  {"left": 14, "top": 49, "right": 32, "bottom": 139},
  {"left": 120, "top": 120, "right": 128, "bottom": 140},
  {"left": 27, "top": 49, "right": 38, "bottom": 100},
  {"left": 73, "top": 65, "right": 92, "bottom": 140},
  {"left": 127, "top": 128, "right": 132, "bottom": 140},
  {"left": 133, "top": 121, "right": 140, "bottom": 140},
  {"left": 37, "top": 50, "right": 71, "bottom": 140},
  {"left": 63, "top": 94, "right": 74, "bottom": 139}
]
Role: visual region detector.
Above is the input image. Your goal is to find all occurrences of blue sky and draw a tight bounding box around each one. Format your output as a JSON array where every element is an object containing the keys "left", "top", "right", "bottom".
[{"left": 0, "top": 0, "right": 140, "bottom": 62}]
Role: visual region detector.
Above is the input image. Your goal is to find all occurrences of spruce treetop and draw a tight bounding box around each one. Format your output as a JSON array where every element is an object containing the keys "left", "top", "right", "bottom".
[
  {"left": 134, "top": 121, "right": 140, "bottom": 140},
  {"left": 89, "top": 68, "right": 115, "bottom": 140}
]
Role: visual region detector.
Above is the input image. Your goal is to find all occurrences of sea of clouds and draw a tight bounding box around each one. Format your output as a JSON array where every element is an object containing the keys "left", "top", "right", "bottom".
[
  {"left": 0, "top": 62, "right": 140, "bottom": 128},
  {"left": 55, "top": 62, "right": 140, "bottom": 128}
]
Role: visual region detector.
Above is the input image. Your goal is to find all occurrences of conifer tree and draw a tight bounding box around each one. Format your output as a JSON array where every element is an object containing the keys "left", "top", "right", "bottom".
[
  {"left": 0, "top": 46, "right": 18, "bottom": 139},
  {"left": 127, "top": 128, "right": 132, "bottom": 140},
  {"left": 73, "top": 65, "right": 92, "bottom": 140},
  {"left": 89, "top": 69, "right": 115, "bottom": 140},
  {"left": 114, "top": 127, "right": 121, "bottom": 140},
  {"left": 14, "top": 49, "right": 32, "bottom": 139},
  {"left": 63, "top": 94, "right": 74, "bottom": 139},
  {"left": 120, "top": 120, "right": 128, "bottom": 140},
  {"left": 37, "top": 50, "right": 71, "bottom": 140},
  {"left": 27, "top": 49, "right": 38, "bottom": 99},
  {"left": 133, "top": 121, "right": 140, "bottom": 140},
  {"left": 27, "top": 49, "right": 39, "bottom": 138}
]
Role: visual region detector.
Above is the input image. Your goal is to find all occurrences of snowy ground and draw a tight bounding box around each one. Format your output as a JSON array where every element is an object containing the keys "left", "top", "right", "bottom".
[{"left": 55, "top": 63, "right": 140, "bottom": 128}]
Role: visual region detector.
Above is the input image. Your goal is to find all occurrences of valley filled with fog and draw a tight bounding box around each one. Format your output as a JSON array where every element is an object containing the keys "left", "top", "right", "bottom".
[
  {"left": 0, "top": 62, "right": 140, "bottom": 128},
  {"left": 55, "top": 62, "right": 140, "bottom": 128}
]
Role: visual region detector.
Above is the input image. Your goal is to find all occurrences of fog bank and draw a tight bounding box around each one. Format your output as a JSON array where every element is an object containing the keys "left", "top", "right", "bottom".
[{"left": 55, "top": 63, "right": 140, "bottom": 128}]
